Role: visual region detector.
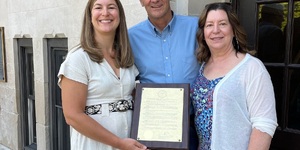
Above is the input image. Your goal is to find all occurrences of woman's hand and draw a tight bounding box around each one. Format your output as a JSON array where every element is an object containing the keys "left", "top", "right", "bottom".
[{"left": 119, "top": 138, "right": 148, "bottom": 150}]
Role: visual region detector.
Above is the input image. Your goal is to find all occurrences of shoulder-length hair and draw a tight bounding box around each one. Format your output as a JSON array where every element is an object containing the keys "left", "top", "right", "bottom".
[
  {"left": 80, "top": 0, "right": 134, "bottom": 68},
  {"left": 196, "top": 2, "right": 250, "bottom": 63}
]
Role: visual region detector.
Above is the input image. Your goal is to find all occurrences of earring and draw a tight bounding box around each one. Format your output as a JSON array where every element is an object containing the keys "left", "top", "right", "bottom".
[{"left": 232, "top": 36, "right": 240, "bottom": 51}]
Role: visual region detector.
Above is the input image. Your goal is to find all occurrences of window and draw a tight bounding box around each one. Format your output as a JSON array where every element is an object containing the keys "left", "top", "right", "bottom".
[{"left": 18, "top": 38, "right": 37, "bottom": 150}]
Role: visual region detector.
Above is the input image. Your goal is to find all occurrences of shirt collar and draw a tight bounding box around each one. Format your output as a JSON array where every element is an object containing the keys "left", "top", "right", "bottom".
[{"left": 146, "top": 11, "right": 176, "bottom": 37}]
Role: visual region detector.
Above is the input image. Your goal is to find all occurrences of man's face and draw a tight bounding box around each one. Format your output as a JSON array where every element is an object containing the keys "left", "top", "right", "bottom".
[{"left": 140, "top": 0, "right": 171, "bottom": 20}]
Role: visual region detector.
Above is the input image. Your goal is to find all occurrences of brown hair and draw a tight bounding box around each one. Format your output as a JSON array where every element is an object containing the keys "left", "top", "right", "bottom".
[
  {"left": 196, "top": 2, "right": 249, "bottom": 62},
  {"left": 80, "top": 0, "right": 134, "bottom": 68}
]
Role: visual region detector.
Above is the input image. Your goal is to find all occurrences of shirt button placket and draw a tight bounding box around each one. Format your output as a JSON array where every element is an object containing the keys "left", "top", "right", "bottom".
[{"left": 163, "top": 38, "right": 172, "bottom": 82}]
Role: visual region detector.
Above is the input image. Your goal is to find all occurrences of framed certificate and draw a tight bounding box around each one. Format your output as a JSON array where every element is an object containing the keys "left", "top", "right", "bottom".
[{"left": 131, "top": 83, "right": 190, "bottom": 150}]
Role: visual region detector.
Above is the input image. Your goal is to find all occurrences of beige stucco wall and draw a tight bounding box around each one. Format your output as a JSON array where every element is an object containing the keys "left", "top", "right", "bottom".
[{"left": 0, "top": 0, "right": 225, "bottom": 149}]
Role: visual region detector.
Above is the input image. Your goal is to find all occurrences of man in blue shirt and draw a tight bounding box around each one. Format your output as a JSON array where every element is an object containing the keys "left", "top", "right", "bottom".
[{"left": 128, "top": 0, "right": 200, "bottom": 149}]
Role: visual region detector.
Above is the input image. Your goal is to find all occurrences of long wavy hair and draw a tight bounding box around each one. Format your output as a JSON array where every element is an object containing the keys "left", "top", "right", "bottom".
[
  {"left": 196, "top": 2, "right": 250, "bottom": 63},
  {"left": 80, "top": 0, "right": 134, "bottom": 68}
]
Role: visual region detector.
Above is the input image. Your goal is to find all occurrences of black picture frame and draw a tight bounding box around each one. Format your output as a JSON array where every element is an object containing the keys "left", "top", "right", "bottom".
[{"left": 131, "top": 83, "right": 190, "bottom": 150}]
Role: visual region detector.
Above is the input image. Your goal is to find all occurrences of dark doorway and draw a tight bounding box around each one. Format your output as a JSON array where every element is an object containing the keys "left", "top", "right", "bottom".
[
  {"left": 47, "top": 38, "right": 69, "bottom": 150},
  {"left": 18, "top": 38, "right": 37, "bottom": 150}
]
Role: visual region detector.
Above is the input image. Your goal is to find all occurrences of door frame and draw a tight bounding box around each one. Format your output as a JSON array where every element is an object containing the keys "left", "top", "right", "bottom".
[
  {"left": 17, "top": 38, "right": 37, "bottom": 150},
  {"left": 47, "top": 38, "right": 69, "bottom": 150}
]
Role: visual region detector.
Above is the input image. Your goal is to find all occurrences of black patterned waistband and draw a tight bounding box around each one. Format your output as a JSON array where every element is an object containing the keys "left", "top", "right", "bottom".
[{"left": 85, "top": 100, "right": 133, "bottom": 115}]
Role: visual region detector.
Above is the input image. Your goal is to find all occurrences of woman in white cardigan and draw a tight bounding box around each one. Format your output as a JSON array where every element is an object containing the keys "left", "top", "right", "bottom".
[{"left": 190, "top": 2, "right": 278, "bottom": 150}]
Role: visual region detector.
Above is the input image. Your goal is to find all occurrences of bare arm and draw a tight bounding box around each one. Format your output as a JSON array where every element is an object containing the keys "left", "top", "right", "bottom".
[
  {"left": 61, "top": 76, "right": 147, "bottom": 150},
  {"left": 248, "top": 128, "right": 272, "bottom": 150}
]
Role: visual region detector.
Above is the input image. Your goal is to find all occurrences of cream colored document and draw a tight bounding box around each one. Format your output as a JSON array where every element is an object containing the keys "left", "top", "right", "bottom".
[{"left": 137, "top": 88, "right": 184, "bottom": 142}]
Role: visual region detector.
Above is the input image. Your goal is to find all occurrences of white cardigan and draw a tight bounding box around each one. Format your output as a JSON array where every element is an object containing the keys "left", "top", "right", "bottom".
[{"left": 210, "top": 53, "right": 278, "bottom": 150}]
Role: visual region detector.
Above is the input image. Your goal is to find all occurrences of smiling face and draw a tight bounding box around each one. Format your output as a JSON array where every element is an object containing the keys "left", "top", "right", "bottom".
[
  {"left": 91, "top": 0, "right": 120, "bottom": 35},
  {"left": 140, "top": 0, "right": 171, "bottom": 21},
  {"left": 204, "top": 9, "right": 234, "bottom": 51}
]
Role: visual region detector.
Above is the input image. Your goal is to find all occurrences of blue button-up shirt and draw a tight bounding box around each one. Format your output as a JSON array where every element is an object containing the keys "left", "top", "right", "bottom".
[{"left": 129, "top": 14, "right": 200, "bottom": 84}]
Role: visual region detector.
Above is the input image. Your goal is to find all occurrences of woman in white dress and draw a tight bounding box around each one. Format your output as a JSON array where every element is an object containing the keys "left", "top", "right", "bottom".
[{"left": 57, "top": 0, "right": 148, "bottom": 149}]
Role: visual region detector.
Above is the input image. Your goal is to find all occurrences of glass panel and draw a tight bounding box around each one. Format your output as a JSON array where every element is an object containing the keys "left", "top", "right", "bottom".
[
  {"left": 258, "top": 3, "right": 287, "bottom": 63},
  {"left": 288, "top": 69, "right": 300, "bottom": 130},
  {"left": 266, "top": 67, "right": 284, "bottom": 125},
  {"left": 291, "top": 2, "right": 300, "bottom": 64},
  {"left": 26, "top": 51, "right": 34, "bottom": 96},
  {"left": 54, "top": 50, "right": 67, "bottom": 106},
  {"left": 27, "top": 98, "right": 37, "bottom": 144},
  {"left": 25, "top": 50, "right": 36, "bottom": 144}
]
